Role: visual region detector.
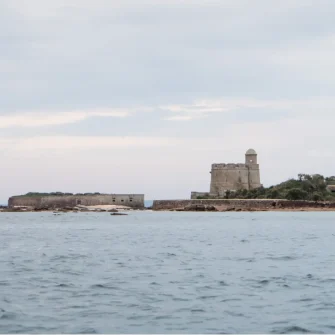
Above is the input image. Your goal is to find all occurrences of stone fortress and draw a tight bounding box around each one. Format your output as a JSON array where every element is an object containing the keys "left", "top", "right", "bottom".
[
  {"left": 191, "top": 148, "right": 262, "bottom": 199},
  {"left": 8, "top": 194, "right": 145, "bottom": 209}
]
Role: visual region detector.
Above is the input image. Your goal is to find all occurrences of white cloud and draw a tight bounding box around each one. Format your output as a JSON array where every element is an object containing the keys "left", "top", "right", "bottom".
[
  {"left": 0, "top": 109, "right": 131, "bottom": 128},
  {"left": 161, "top": 97, "right": 335, "bottom": 121},
  {"left": 163, "top": 115, "right": 205, "bottom": 121},
  {"left": 0, "top": 136, "right": 180, "bottom": 151}
]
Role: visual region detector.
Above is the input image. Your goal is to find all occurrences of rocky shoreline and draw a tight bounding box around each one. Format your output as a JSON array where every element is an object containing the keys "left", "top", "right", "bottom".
[
  {"left": 2, "top": 201, "right": 335, "bottom": 213},
  {"left": 167, "top": 204, "right": 335, "bottom": 212},
  {"left": 152, "top": 199, "right": 335, "bottom": 212},
  {"left": 0, "top": 204, "right": 142, "bottom": 213}
]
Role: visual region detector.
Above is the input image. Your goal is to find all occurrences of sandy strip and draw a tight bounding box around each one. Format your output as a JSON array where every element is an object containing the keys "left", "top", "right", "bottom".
[{"left": 78, "top": 205, "right": 132, "bottom": 210}]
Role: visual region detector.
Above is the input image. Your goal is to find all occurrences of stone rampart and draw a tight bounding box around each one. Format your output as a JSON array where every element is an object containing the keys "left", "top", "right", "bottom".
[
  {"left": 212, "top": 163, "right": 247, "bottom": 169},
  {"left": 8, "top": 194, "right": 145, "bottom": 209},
  {"left": 153, "top": 199, "right": 335, "bottom": 211}
]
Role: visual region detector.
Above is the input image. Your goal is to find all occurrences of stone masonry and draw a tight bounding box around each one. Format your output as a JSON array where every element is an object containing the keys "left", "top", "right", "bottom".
[
  {"left": 8, "top": 194, "right": 145, "bottom": 209},
  {"left": 192, "top": 148, "right": 261, "bottom": 198}
]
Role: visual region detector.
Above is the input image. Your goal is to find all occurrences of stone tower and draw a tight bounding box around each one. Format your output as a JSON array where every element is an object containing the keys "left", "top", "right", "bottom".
[
  {"left": 208, "top": 148, "right": 261, "bottom": 197},
  {"left": 245, "top": 148, "right": 261, "bottom": 190}
]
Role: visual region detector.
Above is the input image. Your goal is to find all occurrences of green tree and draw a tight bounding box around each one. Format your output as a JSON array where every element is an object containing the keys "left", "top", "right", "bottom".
[{"left": 286, "top": 188, "right": 308, "bottom": 200}]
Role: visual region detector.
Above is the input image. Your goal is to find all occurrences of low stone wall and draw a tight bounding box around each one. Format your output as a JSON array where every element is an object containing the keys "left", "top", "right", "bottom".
[
  {"left": 8, "top": 194, "right": 145, "bottom": 209},
  {"left": 190, "top": 192, "right": 210, "bottom": 199},
  {"left": 152, "top": 199, "right": 335, "bottom": 211}
]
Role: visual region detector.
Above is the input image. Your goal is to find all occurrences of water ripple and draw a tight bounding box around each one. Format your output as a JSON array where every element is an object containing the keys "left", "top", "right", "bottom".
[{"left": 0, "top": 211, "right": 335, "bottom": 333}]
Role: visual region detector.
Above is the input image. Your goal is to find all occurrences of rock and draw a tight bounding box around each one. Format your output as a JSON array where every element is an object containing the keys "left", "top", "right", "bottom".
[
  {"left": 182, "top": 204, "right": 218, "bottom": 212},
  {"left": 206, "top": 205, "right": 218, "bottom": 211},
  {"left": 226, "top": 207, "right": 236, "bottom": 211}
]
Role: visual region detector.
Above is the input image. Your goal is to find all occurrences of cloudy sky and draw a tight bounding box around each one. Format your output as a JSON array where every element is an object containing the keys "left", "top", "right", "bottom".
[{"left": 1, "top": 0, "right": 334, "bottom": 202}]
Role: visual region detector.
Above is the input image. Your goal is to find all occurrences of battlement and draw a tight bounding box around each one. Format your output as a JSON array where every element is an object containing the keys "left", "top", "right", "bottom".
[{"left": 212, "top": 163, "right": 248, "bottom": 169}]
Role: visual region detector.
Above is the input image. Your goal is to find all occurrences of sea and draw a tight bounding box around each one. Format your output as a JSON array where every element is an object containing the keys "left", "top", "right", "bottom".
[{"left": 1, "top": 211, "right": 335, "bottom": 334}]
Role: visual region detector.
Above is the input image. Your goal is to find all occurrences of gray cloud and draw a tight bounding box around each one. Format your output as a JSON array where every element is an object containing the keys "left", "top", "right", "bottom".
[
  {"left": 1, "top": 0, "right": 335, "bottom": 201},
  {"left": 1, "top": 0, "right": 335, "bottom": 111}
]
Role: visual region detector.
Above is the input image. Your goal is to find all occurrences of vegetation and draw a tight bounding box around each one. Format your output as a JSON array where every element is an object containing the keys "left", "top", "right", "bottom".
[
  {"left": 18, "top": 192, "right": 102, "bottom": 197},
  {"left": 197, "top": 174, "right": 335, "bottom": 201}
]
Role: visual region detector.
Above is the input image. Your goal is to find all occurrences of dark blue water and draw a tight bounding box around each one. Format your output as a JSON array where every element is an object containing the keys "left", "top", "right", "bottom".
[{"left": 1, "top": 211, "right": 335, "bottom": 333}]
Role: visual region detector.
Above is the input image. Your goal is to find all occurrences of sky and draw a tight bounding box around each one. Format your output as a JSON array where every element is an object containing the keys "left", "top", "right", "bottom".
[{"left": 1, "top": 0, "right": 335, "bottom": 202}]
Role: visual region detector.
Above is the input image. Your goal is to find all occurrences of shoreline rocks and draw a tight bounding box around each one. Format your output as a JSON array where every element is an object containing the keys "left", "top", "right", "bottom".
[{"left": 153, "top": 199, "right": 335, "bottom": 212}]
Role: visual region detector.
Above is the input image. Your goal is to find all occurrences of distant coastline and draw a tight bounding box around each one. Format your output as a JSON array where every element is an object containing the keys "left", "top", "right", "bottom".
[
  {"left": 2, "top": 199, "right": 335, "bottom": 213},
  {"left": 1, "top": 172, "right": 335, "bottom": 214},
  {"left": 152, "top": 199, "right": 335, "bottom": 212}
]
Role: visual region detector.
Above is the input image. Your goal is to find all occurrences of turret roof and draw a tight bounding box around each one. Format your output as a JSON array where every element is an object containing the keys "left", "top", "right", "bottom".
[{"left": 246, "top": 148, "right": 257, "bottom": 155}]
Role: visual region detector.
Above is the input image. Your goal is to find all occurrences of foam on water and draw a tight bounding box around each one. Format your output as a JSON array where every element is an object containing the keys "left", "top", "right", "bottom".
[{"left": 0, "top": 211, "right": 335, "bottom": 333}]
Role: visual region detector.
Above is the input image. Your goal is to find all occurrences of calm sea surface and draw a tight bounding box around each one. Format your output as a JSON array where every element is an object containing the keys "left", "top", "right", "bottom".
[{"left": 1, "top": 211, "right": 335, "bottom": 334}]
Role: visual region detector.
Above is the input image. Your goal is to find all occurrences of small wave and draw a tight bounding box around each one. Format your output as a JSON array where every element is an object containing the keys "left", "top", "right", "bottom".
[
  {"left": 127, "top": 315, "right": 146, "bottom": 320},
  {"left": 172, "top": 297, "right": 189, "bottom": 302},
  {"left": 218, "top": 280, "right": 229, "bottom": 286},
  {"left": 259, "top": 279, "right": 270, "bottom": 285},
  {"left": 0, "top": 311, "right": 17, "bottom": 320},
  {"left": 90, "top": 284, "right": 118, "bottom": 290},
  {"left": 303, "top": 283, "right": 322, "bottom": 288},
  {"left": 154, "top": 315, "right": 174, "bottom": 320},
  {"left": 126, "top": 303, "right": 140, "bottom": 308},
  {"left": 191, "top": 308, "right": 206, "bottom": 313},
  {"left": 196, "top": 273, "right": 205, "bottom": 278},
  {"left": 321, "top": 278, "right": 335, "bottom": 283},
  {"left": 116, "top": 262, "right": 125, "bottom": 266},
  {"left": 68, "top": 305, "right": 84, "bottom": 309},
  {"left": 200, "top": 285, "right": 214, "bottom": 290},
  {"left": 78, "top": 328, "right": 98, "bottom": 334},
  {"left": 198, "top": 295, "right": 218, "bottom": 300},
  {"left": 272, "top": 326, "right": 315, "bottom": 334},
  {"left": 50, "top": 255, "right": 68, "bottom": 261},
  {"left": 294, "top": 298, "right": 314, "bottom": 302},
  {"left": 266, "top": 256, "right": 296, "bottom": 261},
  {"left": 158, "top": 293, "right": 173, "bottom": 298},
  {"left": 225, "top": 310, "right": 245, "bottom": 317},
  {"left": 150, "top": 281, "right": 160, "bottom": 286},
  {"left": 56, "top": 283, "right": 74, "bottom": 288},
  {"left": 237, "top": 257, "right": 255, "bottom": 262},
  {"left": 313, "top": 302, "right": 335, "bottom": 311},
  {"left": 221, "top": 298, "right": 242, "bottom": 302}
]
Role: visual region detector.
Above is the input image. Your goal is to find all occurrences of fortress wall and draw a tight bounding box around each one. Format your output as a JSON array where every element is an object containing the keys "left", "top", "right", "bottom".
[
  {"left": 153, "top": 199, "right": 335, "bottom": 211},
  {"left": 210, "top": 166, "right": 249, "bottom": 194},
  {"left": 8, "top": 194, "right": 145, "bottom": 209},
  {"left": 8, "top": 197, "right": 42, "bottom": 208},
  {"left": 248, "top": 165, "right": 261, "bottom": 189}
]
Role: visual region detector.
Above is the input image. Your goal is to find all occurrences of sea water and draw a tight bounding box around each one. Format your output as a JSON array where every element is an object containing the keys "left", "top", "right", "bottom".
[{"left": 0, "top": 211, "right": 335, "bottom": 333}]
